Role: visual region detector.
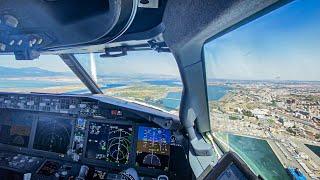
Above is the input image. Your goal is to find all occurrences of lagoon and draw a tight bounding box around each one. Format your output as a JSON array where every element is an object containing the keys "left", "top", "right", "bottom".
[
  {"left": 161, "top": 85, "right": 231, "bottom": 110},
  {"left": 216, "top": 133, "right": 290, "bottom": 180}
]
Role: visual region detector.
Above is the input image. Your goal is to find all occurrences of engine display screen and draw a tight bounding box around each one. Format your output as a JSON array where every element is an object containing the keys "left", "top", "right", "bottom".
[
  {"left": 0, "top": 110, "right": 33, "bottom": 147},
  {"left": 86, "top": 122, "right": 133, "bottom": 164},
  {"left": 136, "top": 126, "right": 171, "bottom": 171},
  {"left": 33, "top": 117, "right": 73, "bottom": 154}
]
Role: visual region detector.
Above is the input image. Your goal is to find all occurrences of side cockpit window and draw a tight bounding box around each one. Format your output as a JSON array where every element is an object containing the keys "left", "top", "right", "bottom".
[{"left": 204, "top": 0, "right": 320, "bottom": 179}]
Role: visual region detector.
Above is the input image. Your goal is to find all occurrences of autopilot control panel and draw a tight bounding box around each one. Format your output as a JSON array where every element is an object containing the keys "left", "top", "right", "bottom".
[{"left": 0, "top": 92, "right": 191, "bottom": 180}]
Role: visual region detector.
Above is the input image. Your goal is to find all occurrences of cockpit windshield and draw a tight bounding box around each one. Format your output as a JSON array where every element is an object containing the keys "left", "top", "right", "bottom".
[
  {"left": 0, "top": 51, "right": 181, "bottom": 115},
  {"left": 0, "top": 55, "right": 87, "bottom": 93},
  {"left": 74, "top": 52, "right": 181, "bottom": 114}
]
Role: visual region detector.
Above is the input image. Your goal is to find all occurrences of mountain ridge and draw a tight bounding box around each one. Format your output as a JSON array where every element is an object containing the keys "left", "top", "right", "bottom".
[{"left": 0, "top": 66, "right": 69, "bottom": 77}]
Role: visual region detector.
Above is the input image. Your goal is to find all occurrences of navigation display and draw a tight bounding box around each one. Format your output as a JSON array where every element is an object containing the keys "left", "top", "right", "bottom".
[
  {"left": 86, "top": 122, "right": 133, "bottom": 164},
  {"left": 33, "top": 117, "right": 73, "bottom": 154},
  {"left": 0, "top": 111, "right": 33, "bottom": 147},
  {"left": 136, "top": 126, "right": 171, "bottom": 171}
]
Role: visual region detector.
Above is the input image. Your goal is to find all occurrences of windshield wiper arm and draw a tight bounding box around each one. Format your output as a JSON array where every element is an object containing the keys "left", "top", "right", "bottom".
[{"left": 59, "top": 54, "right": 103, "bottom": 94}]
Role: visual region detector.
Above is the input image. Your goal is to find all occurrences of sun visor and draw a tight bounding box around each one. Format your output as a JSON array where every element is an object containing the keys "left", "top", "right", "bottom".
[{"left": 0, "top": 0, "right": 137, "bottom": 59}]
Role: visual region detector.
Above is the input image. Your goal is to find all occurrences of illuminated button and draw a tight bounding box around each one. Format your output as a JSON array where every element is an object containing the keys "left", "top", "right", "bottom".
[
  {"left": 31, "top": 38, "right": 37, "bottom": 45},
  {"left": 37, "top": 38, "right": 43, "bottom": 45},
  {"left": 9, "top": 40, "right": 15, "bottom": 46},
  {"left": 17, "top": 40, "right": 23, "bottom": 46}
]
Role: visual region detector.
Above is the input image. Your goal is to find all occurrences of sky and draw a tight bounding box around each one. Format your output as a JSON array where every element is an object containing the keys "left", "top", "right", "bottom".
[
  {"left": 204, "top": 0, "right": 320, "bottom": 81},
  {"left": 0, "top": 51, "right": 179, "bottom": 76},
  {"left": 75, "top": 51, "right": 179, "bottom": 77},
  {"left": 0, "top": 0, "right": 319, "bottom": 81}
]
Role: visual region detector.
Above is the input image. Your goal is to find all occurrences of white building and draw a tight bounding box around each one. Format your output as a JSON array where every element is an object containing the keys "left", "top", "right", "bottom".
[{"left": 251, "top": 108, "right": 269, "bottom": 120}]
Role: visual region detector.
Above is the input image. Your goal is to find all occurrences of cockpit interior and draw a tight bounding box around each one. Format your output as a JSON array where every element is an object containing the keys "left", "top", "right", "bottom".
[{"left": 1, "top": 0, "right": 320, "bottom": 180}]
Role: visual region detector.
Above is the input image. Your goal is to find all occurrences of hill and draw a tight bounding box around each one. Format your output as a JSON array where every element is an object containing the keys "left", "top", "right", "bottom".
[{"left": 0, "top": 66, "right": 68, "bottom": 77}]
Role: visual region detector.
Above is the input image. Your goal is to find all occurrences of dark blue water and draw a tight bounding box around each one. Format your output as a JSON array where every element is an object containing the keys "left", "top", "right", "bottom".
[
  {"left": 100, "top": 83, "right": 126, "bottom": 89},
  {"left": 207, "top": 86, "right": 231, "bottom": 101},
  {"left": 144, "top": 80, "right": 182, "bottom": 86},
  {"left": 216, "top": 133, "right": 290, "bottom": 180},
  {"left": 305, "top": 144, "right": 320, "bottom": 158},
  {"left": 161, "top": 86, "right": 231, "bottom": 109}
]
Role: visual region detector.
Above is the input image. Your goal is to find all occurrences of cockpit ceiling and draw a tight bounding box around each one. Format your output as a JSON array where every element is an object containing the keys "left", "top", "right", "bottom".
[{"left": 0, "top": 0, "right": 167, "bottom": 56}]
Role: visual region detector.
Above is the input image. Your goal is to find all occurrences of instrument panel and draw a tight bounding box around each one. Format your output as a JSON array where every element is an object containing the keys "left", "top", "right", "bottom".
[{"left": 0, "top": 93, "right": 190, "bottom": 179}]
